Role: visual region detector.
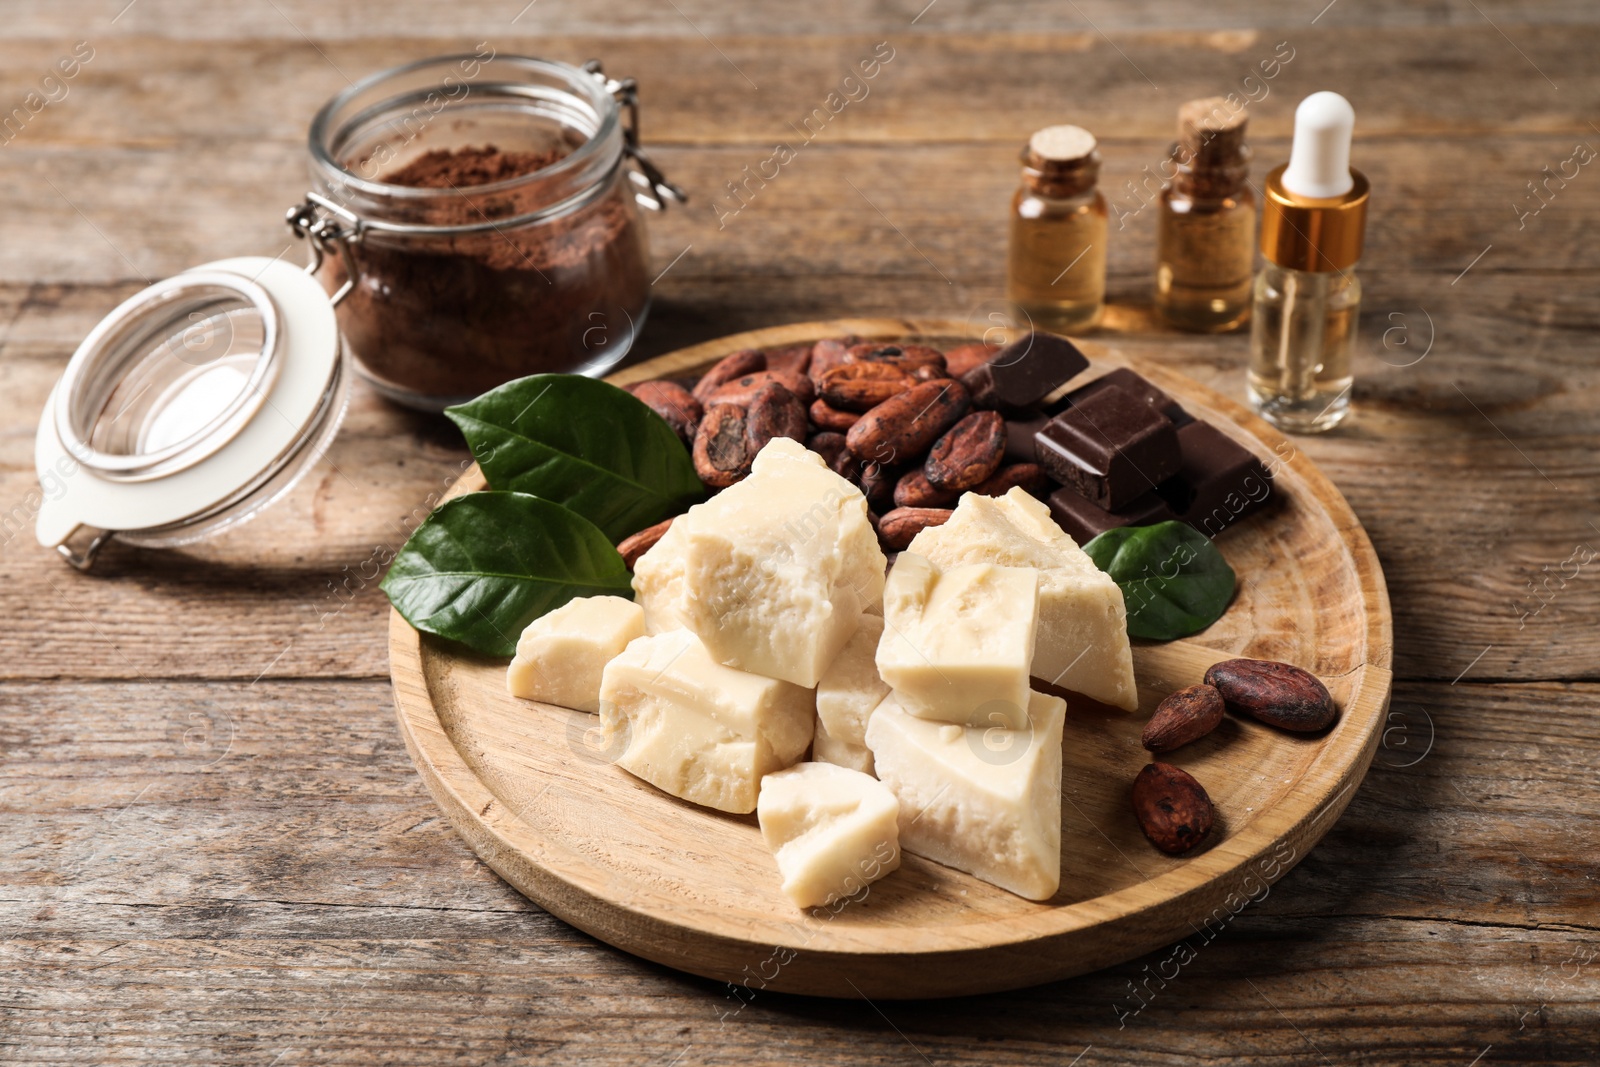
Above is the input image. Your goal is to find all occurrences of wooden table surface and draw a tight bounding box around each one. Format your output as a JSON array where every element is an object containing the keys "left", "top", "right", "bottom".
[{"left": 4, "top": 2, "right": 1597, "bottom": 1064}]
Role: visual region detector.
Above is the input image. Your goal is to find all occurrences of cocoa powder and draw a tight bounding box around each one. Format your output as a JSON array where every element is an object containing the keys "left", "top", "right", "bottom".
[
  {"left": 327, "top": 143, "right": 651, "bottom": 404},
  {"left": 382, "top": 145, "right": 568, "bottom": 189}
]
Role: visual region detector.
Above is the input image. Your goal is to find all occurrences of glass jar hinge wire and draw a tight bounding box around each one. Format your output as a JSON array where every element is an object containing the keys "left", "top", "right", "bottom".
[
  {"left": 583, "top": 60, "right": 687, "bottom": 212},
  {"left": 285, "top": 195, "right": 363, "bottom": 306}
]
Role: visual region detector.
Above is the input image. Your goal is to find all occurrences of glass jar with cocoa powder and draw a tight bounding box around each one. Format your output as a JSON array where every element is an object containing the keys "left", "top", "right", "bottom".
[
  {"left": 295, "top": 54, "right": 681, "bottom": 409},
  {"left": 30, "top": 54, "right": 681, "bottom": 569}
]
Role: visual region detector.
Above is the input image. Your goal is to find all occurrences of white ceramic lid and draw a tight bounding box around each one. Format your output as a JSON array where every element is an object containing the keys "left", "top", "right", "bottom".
[{"left": 34, "top": 255, "right": 343, "bottom": 559}]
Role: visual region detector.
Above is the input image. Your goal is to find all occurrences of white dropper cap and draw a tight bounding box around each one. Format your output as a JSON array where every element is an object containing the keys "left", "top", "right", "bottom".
[{"left": 1281, "top": 91, "right": 1355, "bottom": 200}]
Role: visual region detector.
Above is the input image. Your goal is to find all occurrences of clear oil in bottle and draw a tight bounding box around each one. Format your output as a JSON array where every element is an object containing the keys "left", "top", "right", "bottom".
[
  {"left": 1155, "top": 98, "right": 1256, "bottom": 333},
  {"left": 1006, "top": 125, "right": 1107, "bottom": 334}
]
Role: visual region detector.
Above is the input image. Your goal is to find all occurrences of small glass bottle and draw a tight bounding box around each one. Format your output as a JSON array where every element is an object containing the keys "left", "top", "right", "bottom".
[
  {"left": 1155, "top": 98, "right": 1255, "bottom": 332},
  {"left": 1007, "top": 125, "right": 1108, "bottom": 334},
  {"left": 1249, "top": 92, "right": 1370, "bottom": 433}
]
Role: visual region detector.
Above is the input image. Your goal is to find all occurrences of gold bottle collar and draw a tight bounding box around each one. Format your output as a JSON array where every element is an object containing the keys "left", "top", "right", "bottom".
[{"left": 1259, "top": 163, "right": 1369, "bottom": 273}]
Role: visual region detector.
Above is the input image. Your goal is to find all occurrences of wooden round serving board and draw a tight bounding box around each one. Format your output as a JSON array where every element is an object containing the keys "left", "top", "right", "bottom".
[{"left": 388, "top": 317, "right": 1393, "bottom": 999}]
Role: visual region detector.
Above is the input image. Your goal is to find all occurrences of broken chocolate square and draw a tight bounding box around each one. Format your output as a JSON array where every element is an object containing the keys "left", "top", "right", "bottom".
[
  {"left": 1156, "top": 420, "right": 1275, "bottom": 537},
  {"left": 1047, "top": 487, "right": 1175, "bottom": 546},
  {"left": 962, "top": 331, "right": 1090, "bottom": 411},
  {"left": 1055, "top": 367, "right": 1191, "bottom": 425},
  {"left": 1034, "top": 384, "right": 1181, "bottom": 510}
]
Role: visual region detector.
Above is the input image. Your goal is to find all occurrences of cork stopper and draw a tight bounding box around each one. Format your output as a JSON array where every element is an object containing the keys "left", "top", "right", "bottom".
[
  {"left": 1021, "top": 125, "right": 1100, "bottom": 198},
  {"left": 1180, "top": 98, "right": 1248, "bottom": 164},
  {"left": 1172, "top": 98, "right": 1250, "bottom": 199},
  {"left": 1029, "top": 125, "right": 1097, "bottom": 163}
]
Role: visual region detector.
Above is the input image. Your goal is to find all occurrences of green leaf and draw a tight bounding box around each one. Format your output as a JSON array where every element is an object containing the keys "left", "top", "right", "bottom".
[
  {"left": 1083, "top": 521, "right": 1237, "bottom": 641},
  {"left": 380, "top": 491, "right": 633, "bottom": 657},
  {"left": 446, "top": 374, "right": 704, "bottom": 542}
]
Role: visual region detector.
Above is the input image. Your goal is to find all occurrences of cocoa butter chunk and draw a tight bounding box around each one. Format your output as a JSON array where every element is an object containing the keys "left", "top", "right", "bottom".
[
  {"left": 962, "top": 331, "right": 1090, "bottom": 409},
  {"left": 1035, "top": 383, "right": 1181, "bottom": 511},
  {"left": 1155, "top": 420, "right": 1275, "bottom": 538},
  {"left": 677, "top": 438, "right": 886, "bottom": 688},
  {"left": 1046, "top": 485, "right": 1174, "bottom": 546},
  {"left": 599, "top": 629, "right": 815, "bottom": 814},
  {"left": 866, "top": 690, "right": 1065, "bottom": 901},
  {"left": 757, "top": 762, "right": 901, "bottom": 908}
]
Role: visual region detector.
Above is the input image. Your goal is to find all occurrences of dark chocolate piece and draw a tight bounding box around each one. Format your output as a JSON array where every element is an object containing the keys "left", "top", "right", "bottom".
[
  {"left": 1034, "top": 384, "right": 1181, "bottom": 510},
  {"left": 1056, "top": 367, "right": 1191, "bottom": 426},
  {"left": 962, "top": 332, "right": 1090, "bottom": 411},
  {"left": 1047, "top": 486, "right": 1175, "bottom": 546},
  {"left": 1157, "top": 420, "right": 1275, "bottom": 537}
]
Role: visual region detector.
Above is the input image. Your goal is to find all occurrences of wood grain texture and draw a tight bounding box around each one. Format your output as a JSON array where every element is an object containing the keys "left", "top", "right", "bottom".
[
  {"left": 4, "top": 137, "right": 1598, "bottom": 286},
  {"left": 13, "top": 0, "right": 1600, "bottom": 40},
  {"left": 2, "top": 28, "right": 1597, "bottom": 154},
  {"left": 2, "top": 678, "right": 1595, "bottom": 1063},
  {"left": 2, "top": 0, "right": 1597, "bottom": 1059}
]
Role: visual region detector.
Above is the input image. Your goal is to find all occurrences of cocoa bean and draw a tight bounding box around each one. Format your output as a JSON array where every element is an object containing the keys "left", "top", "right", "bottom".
[
  {"left": 893, "top": 469, "right": 959, "bottom": 509},
  {"left": 844, "top": 342, "right": 908, "bottom": 363},
  {"left": 692, "top": 404, "right": 752, "bottom": 488},
  {"left": 943, "top": 341, "right": 1001, "bottom": 378},
  {"left": 626, "top": 380, "right": 703, "bottom": 445},
  {"left": 819, "top": 362, "right": 914, "bottom": 412},
  {"left": 878, "top": 507, "right": 954, "bottom": 551},
  {"left": 1141, "top": 684, "right": 1226, "bottom": 753},
  {"left": 1132, "top": 763, "right": 1214, "bottom": 855},
  {"left": 846, "top": 378, "right": 972, "bottom": 466},
  {"left": 709, "top": 368, "right": 815, "bottom": 408},
  {"left": 807, "top": 336, "right": 858, "bottom": 389},
  {"left": 617, "top": 517, "right": 674, "bottom": 570},
  {"left": 763, "top": 342, "right": 814, "bottom": 377},
  {"left": 895, "top": 344, "right": 949, "bottom": 381},
  {"left": 692, "top": 348, "right": 766, "bottom": 404},
  {"left": 744, "top": 381, "right": 808, "bottom": 455},
  {"left": 924, "top": 410, "right": 1006, "bottom": 491},
  {"left": 971, "top": 462, "right": 1052, "bottom": 498},
  {"left": 855, "top": 461, "right": 900, "bottom": 511},
  {"left": 1203, "top": 659, "right": 1337, "bottom": 732},
  {"left": 809, "top": 398, "right": 862, "bottom": 431},
  {"left": 845, "top": 342, "right": 947, "bottom": 381}
]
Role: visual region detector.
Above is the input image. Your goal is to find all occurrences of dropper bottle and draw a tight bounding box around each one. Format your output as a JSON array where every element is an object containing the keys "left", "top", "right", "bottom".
[{"left": 1248, "top": 91, "right": 1370, "bottom": 432}]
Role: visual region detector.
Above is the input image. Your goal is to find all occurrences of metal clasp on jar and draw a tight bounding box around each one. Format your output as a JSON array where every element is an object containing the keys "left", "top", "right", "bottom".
[
  {"left": 583, "top": 60, "right": 687, "bottom": 212},
  {"left": 285, "top": 197, "right": 363, "bottom": 306}
]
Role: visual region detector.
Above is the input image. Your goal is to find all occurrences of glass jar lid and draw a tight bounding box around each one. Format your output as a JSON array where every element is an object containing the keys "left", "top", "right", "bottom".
[{"left": 34, "top": 255, "right": 347, "bottom": 568}]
